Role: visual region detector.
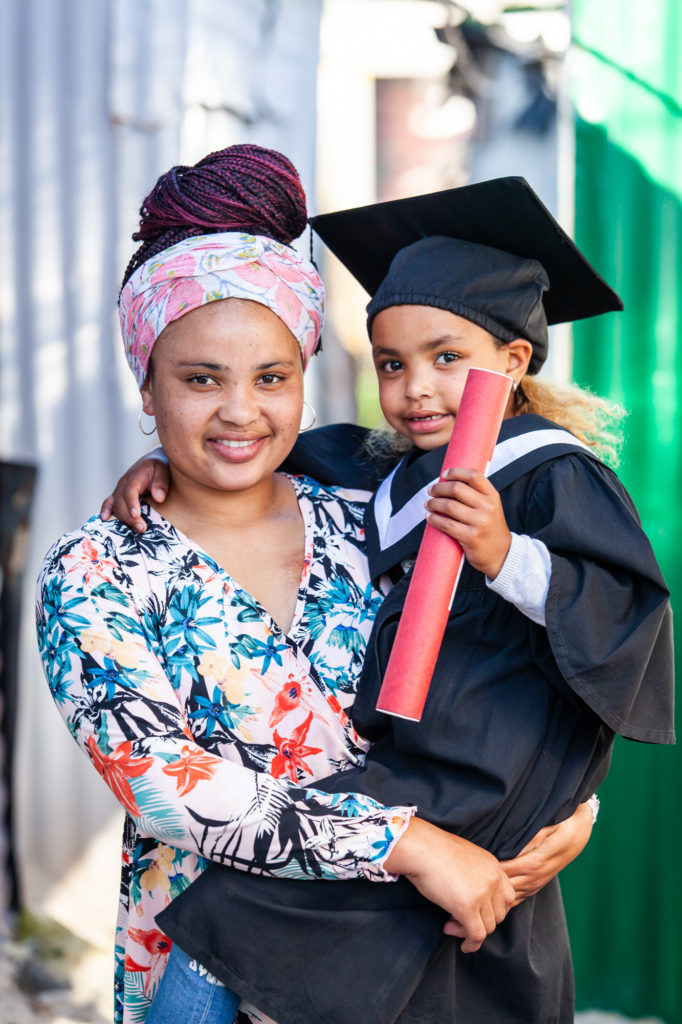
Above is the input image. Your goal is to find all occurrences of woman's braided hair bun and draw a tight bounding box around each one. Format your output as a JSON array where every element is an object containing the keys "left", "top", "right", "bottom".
[{"left": 122, "top": 144, "right": 308, "bottom": 288}]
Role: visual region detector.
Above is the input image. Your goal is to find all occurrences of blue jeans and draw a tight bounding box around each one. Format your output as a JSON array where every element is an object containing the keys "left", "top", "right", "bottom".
[{"left": 146, "top": 942, "right": 241, "bottom": 1024}]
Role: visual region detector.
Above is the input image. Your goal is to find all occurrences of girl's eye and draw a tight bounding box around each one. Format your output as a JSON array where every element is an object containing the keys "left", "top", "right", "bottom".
[
  {"left": 188, "top": 373, "right": 217, "bottom": 386},
  {"left": 258, "top": 373, "right": 283, "bottom": 385},
  {"left": 381, "top": 359, "right": 403, "bottom": 373},
  {"left": 436, "top": 351, "right": 460, "bottom": 365}
]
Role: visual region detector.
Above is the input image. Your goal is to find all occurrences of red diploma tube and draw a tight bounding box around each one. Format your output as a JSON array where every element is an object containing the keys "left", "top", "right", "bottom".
[{"left": 376, "top": 368, "right": 513, "bottom": 721}]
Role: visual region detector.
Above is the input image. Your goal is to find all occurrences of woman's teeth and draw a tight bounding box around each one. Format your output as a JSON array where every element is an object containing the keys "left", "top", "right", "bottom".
[{"left": 215, "top": 438, "right": 258, "bottom": 448}]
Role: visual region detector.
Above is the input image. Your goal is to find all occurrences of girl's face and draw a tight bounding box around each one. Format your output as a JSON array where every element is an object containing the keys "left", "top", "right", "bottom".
[
  {"left": 141, "top": 298, "right": 304, "bottom": 499},
  {"left": 371, "top": 305, "right": 531, "bottom": 451}
]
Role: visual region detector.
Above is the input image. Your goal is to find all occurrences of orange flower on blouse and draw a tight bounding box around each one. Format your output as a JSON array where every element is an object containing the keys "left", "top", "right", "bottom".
[
  {"left": 162, "top": 745, "right": 220, "bottom": 796},
  {"left": 62, "top": 537, "right": 118, "bottom": 585},
  {"left": 271, "top": 712, "right": 322, "bottom": 784},
  {"left": 86, "top": 737, "right": 154, "bottom": 816}
]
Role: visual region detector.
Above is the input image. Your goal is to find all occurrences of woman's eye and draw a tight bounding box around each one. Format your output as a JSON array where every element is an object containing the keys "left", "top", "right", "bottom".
[
  {"left": 436, "top": 351, "right": 460, "bottom": 365},
  {"left": 188, "top": 373, "right": 216, "bottom": 385},
  {"left": 258, "top": 373, "right": 283, "bottom": 385}
]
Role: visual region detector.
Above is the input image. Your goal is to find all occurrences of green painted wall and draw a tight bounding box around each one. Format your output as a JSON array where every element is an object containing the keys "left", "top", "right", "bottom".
[{"left": 561, "top": 3, "right": 681, "bottom": 1020}]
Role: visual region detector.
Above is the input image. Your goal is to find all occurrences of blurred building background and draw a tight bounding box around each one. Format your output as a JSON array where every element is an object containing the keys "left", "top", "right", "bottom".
[{"left": 0, "top": 0, "right": 679, "bottom": 1020}]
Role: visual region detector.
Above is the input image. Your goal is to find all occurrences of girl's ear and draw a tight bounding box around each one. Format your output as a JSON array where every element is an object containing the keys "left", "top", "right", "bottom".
[{"left": 506, "top": 339, "right": 533, "bottom": 385}]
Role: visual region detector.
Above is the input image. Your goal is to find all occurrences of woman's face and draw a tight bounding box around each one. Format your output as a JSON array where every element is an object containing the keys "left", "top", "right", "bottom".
[
  {"left": 141, "top": 298, "right": 304, "bottom": 498},
  {"left": 372, "top": 305, "right": 530, "bottom": 451}
]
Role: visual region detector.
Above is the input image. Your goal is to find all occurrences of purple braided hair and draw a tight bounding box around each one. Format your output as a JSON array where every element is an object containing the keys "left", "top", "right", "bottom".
[{"left": 121, "top": 144, "right": 309, "bottom": 289}]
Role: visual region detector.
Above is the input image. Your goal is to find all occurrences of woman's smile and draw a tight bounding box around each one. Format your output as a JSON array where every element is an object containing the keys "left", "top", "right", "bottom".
[{"left": 207, "top": 434, "right": 270, "bottom": 462}]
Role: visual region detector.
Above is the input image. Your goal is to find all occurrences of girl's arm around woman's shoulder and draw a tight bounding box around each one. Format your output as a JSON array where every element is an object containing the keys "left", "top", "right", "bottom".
[{"left": 101, "top": 448, "right": 169, "bottom": 534}]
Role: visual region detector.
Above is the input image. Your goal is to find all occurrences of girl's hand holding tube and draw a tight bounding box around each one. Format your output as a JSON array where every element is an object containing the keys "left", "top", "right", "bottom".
[{"left": 425, "top": 468, "right": 511, "bottom": 580}]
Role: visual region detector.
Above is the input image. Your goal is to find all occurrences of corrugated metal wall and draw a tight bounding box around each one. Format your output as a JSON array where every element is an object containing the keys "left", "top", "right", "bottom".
[{"left": 0, "top": 0, "right": 321, "bottom": 909}]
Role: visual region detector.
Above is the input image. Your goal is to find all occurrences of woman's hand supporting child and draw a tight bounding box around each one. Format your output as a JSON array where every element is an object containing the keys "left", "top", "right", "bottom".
[{"left": 384, "top": 816, "right": 515, "bottom": 952}]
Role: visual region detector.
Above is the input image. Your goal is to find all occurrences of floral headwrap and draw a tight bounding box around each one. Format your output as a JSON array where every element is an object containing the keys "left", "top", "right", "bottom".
[{"left": 119, "top": 232, "right": 325, "bottom": 388}]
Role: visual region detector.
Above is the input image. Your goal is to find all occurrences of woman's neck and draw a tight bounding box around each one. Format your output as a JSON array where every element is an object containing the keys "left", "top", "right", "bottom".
[
  {"left": 151, "top": 469, "right": 305, "bottom": 634},
  {"left": 155, "top": 469, "right": 286, "bottom": 534}
]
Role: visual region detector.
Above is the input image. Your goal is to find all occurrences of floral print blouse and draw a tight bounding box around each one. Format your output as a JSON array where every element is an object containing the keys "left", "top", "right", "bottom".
[{"left": 36, "top": 475, "right": 413, "bottom": 1024}]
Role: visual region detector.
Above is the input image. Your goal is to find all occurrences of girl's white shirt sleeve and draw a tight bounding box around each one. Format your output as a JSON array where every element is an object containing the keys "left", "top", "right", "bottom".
[{"left": 486, "top": 532, "right": 552, "bottom": 626}]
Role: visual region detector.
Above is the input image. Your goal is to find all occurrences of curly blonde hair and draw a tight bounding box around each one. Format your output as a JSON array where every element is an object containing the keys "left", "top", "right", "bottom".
[{"left": 513, "top": 376, "right": 626, "bottom": 466}]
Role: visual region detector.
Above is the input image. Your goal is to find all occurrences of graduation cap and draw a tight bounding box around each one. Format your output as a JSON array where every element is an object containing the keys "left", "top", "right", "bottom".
[{"left": 309, "top": 176, "right": 623, "bottom": 373}]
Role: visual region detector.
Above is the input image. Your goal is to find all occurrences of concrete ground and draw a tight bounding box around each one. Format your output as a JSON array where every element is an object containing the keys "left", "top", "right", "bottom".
[
  {"left": 1, "top": 814, "right": 118, "bottom": 1023},
  {"left": 0, "top": 936, "right": 110, "bottom": 1024}
]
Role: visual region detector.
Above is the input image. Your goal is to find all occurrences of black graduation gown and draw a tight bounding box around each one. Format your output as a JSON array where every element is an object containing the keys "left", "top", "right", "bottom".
[{"left": 157, "top": 415, "right": 674, "bottom": 1024}]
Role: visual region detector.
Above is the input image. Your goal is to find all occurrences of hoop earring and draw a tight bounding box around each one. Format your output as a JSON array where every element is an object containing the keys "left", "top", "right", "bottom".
[
  {"left": 138, "top": 409, "right": 157, "bottom": 436},
  {"left": 299, "top": 400, "right": 317, "bottom": 432}
]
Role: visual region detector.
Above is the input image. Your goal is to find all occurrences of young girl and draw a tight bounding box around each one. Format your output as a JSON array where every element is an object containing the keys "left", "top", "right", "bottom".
[
  {"left": 37, "top": 148, "right": 543, "bottom": 1024},
  {"left": 105, "top": 178, "right": 673, "bottom": 1024}
]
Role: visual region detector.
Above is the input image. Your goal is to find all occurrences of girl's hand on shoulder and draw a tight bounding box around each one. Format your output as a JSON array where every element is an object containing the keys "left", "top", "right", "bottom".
[
  {"left": 425, "top": 468, "right": 511, "bottom": 579},
  {"left": 500, "top": 801, "right": 594, "bottom": 907},
  {"left": 100, "top": 448, "right": 170, "bottom": 534}
]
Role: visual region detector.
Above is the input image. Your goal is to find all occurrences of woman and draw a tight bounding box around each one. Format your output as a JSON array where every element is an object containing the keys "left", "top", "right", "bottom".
[{"left": 36, "top": 146, "right": 541, "bottom": 1024}]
